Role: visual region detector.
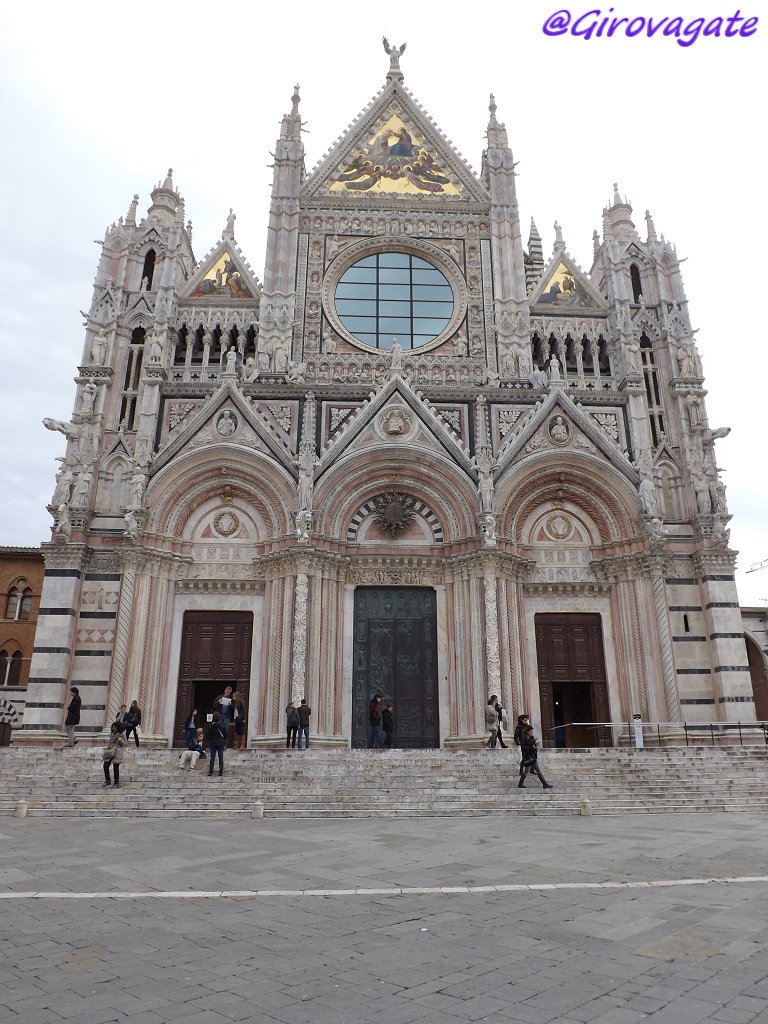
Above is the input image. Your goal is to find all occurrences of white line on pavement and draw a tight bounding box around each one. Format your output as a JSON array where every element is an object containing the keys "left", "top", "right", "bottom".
[{"left": 0, "top": 875, "right": 767, "bottom": 899}]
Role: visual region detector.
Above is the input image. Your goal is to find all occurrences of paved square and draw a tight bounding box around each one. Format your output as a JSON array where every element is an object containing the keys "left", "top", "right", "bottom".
[{"left": 2, "top": 813, "right": 768, "bottom": 1022}]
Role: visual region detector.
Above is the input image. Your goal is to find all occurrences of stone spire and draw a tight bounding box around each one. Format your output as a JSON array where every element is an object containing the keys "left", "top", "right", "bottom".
[
  {"left": 605, "top": 182, "right": 637, "bottom": 242},
  {"left": 593, "top": 229, "right": 601, "bottom": 260},
  {"left": 486, "top": 93, "right": 509, "bottom": 149},
  {"left": 645, "top": 209, "right": 658, "bottom": 242},
  {"left": 280, "top": 84, "right": 302, "bottom": 142},
  {"left": 526, "top": 218, "right": 544, "bottom": 290},
  {"left": 125, "top": 194, "right": 139, "bottom": 227},
  {"left": 148, "top": 168, "right": 180, "bottom": 226}
]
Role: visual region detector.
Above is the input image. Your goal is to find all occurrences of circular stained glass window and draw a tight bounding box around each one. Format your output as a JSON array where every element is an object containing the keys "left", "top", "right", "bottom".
[{"left": 334, "top": 252, "right": 454, "bottom": 351}]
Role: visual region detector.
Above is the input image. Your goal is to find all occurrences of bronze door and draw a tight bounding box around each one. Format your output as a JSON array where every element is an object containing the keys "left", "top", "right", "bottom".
[
  {"left": 352, "top": 587, "right": 438, "bottom": 749},
  {"left": 535, "top": 613, "right": 610, "bottom": 747},
  {"left": 173, "top": 611, "right": 253, "bottom": 747}
]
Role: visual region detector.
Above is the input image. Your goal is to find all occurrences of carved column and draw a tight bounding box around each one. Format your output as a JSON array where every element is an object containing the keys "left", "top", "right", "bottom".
[
  {"left": 291, "top": 570, "right": 309, "bottom": 705},
  {"left": 650, "top": 572, "right": 680, "bottom": 722},
  {"left": 105, "top": 553, "right": 139, "bottom": 725},
  {"left": 483, "top": 566, "right": 501, "bottom": 699}
]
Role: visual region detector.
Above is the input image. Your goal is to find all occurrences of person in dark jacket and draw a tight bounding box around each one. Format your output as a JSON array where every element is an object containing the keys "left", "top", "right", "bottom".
[
  {"left": 124, "top": 700, "right": 142, "bottom": 747},
  {"left": 179, "top": 728, "right": 205, "bottom": 770},
  {"left": 513, "top": 714, "right": 529, "bottom": 770},
  {"left": 184, "top": 708, "right": 199, "bottom": 748},
  {"left": 207, "top": 712, "right": 227, "bottom": 776},
  {"left": 382, "top": 703, "right": 394, "bottom": 747},
  {"left": 286, "top": 701, "right": 300, "bottom": 749},
  {"left": 297, "top": 698, "right": 311, "bottom": 749},
  {"left": 493, "top": 698, "right": 509, "bottom": 749},
  {"left": 231, "top": 691, "right": 247, "bottom": 750},
  {"left": 518, "top": 726, "right": 553, "bottom": 789},
  {"left": 367, "top": 692, "right": 384, "bottom": 748},
  {"left": 64, "top": 687, "right": 81, "bottom": 746}
]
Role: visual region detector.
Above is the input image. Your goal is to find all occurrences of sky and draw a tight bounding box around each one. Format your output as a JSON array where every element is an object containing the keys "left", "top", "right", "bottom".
[{"left": 0, "top": 1, "right": 765, "bottom": 605}]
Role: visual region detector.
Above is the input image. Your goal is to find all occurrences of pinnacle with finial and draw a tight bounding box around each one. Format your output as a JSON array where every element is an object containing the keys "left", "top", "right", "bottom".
[{"left": 383, "top": 36, "right": 406, "bottom": 82}]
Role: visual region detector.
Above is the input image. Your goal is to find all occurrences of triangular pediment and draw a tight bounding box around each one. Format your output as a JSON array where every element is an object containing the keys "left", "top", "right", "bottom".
[
  {"left": 496, "top": 386, "right": 639, "bottom": 485},
  {"left": 180, "top": 240, "right": 261, "bottom": 302},
  {"left": 303, "top": 84, "right": 489, "bottom": 203},
  {"left": 152, "top": 381, "right": 292, "bottom": 475},
  {"left": 529, "top": 252, "right": 607, "bottom": 310},
  {"left": 317, "top": 372, "right": 474, "bottom": 478}
]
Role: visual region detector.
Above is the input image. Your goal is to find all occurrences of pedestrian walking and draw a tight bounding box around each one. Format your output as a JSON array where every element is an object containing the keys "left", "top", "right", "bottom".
[
  {"left": 231, "top": 691, "right": 247, "bottom": 750},
  {"left": 513, "top": 714, "right": 529, "bottom": 768},
  {"left": 102, "top": 721, "right": 127, "bottom": 787},
  {"left": 518, "top": 725, "right": 553, "bottom": 789},
  {"left": 64, "top": 687, "right": 81, "bottom": 746},
  {"left": 297, "top": 698, "right": 311, "bottom": 749},
  {"left": 207, "top": 712, "right": 227, "bottom": 776},
  {"left": 382, "top": 702, "right": 394, "bottom": 747},
  {"left": 367, "top": 692, "right": 384, "bottom": 748},
  {"left": 494, "top": 697, "right": 509, "bottom": 748},
  {"left": 484, "top": 695, "right": 499, "bottom": 748},
  {"left": 124, "top": 700, "right": 142, "bottom": 747},
  {"left": 286, "top": 701, "right": 300, "bottom": 749}
]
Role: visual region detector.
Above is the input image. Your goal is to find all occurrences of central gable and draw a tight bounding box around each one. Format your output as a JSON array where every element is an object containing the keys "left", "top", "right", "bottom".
[{"left": 303, "top": 84, "right": 489, "bottom": 203}]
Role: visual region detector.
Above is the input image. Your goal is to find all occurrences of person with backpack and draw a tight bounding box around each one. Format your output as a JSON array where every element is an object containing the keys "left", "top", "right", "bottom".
[
  {"left": 207, "top": 712, "right": 227, "bottom": 776},
  {"left": 286, "top": 701, "right": 300, "bottom": 749}
]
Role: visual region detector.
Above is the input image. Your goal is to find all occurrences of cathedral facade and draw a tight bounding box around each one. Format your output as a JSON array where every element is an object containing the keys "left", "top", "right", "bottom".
[{"left": 20, "top": 48, "right": 760, "bottom": 749}]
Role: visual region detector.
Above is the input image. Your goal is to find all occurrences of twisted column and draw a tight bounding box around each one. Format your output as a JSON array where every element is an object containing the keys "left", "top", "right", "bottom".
[
  {"left": 652, "top": 574, "right": 679, "bottom": 721},
  {"left": 105, "top": 568, "right": 136, "bottom": 724}
]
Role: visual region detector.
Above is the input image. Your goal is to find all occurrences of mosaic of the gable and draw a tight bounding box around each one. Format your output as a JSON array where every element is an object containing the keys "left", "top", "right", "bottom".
[
  {"left": 328, "top": 113, "right": 463, "bottom": 196},
  {"left": 535, "top": 261, "right": 595, "bottom": 308},
  {"left": 190, "top": 253, "right": 254, "bottom": 299}
]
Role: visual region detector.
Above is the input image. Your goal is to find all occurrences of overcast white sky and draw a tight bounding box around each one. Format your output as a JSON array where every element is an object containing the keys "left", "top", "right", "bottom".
[{"left": 0, "top": 1, "right": 765, "bottom": 604}]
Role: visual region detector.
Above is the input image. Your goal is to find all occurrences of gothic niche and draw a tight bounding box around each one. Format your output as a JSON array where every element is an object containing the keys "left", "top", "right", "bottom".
[{"left": 371, "top": 491, "right": 416, "bottom": 537}]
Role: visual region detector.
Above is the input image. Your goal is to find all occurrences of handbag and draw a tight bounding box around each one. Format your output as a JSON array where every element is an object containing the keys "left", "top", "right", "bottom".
[{"left": 101, "top": 747, "right": 114, "bottom": 761}]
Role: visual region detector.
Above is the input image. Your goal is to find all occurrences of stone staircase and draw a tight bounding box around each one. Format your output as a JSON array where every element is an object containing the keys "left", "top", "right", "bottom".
[{"left": 1, "top": 746, "right": 767, "bottom": 819}]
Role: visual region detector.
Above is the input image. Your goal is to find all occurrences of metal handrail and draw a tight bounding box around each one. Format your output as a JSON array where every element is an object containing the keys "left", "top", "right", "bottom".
[{"left": 544, "top": 720, "right": 768, "bottom": 748}]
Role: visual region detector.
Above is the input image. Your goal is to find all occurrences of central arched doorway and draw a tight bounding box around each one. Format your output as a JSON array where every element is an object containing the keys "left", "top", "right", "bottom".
[{"left": 351, "top": 586, "right": 438, "bottom": 748}]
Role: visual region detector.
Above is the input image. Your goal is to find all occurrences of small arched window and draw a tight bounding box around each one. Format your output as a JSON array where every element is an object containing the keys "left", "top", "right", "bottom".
[
  {"left": 7, "top": 651, "right": 21, "bottom": 687},
  {"left": 141, "top": 249, "right": 156, "bottom": 290},
  {"left": 6, "top": 580, "right": 32, "bottom": 621},
  {"left": 630, "top": 263, "right": 643, "bottom": 303}
]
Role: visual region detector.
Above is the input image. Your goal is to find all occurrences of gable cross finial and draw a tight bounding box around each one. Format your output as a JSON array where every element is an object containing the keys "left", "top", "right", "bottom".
[{"left": 382, "top": 37, "right": 406, "bottom": 83}]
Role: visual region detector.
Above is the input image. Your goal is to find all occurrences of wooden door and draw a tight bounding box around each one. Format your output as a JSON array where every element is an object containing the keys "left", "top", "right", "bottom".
[
  {"left": 173, "top": 611, "right": 253, "bottom": 747},
  {"left": 352, "top": 587, "right": 438, "bottom": 748},
  {"left": 535, "top": 613, "right": 610, "bottom": 747}
]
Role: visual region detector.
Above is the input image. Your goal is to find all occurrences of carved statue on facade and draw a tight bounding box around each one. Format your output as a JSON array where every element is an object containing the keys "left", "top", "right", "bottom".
[
  {"left": 295, "top": 509, "right": 312, "bottom": 545},
  {"left": 90, "top": 329, "right": 107, "bottom": 366},
  {"left": 481, "top": 513, "right": 497, "bottom": 547},
  {"left": 677, "top": 344, "right": 696, "bottom": 377},
  {"left": 285, "top": 360, "right": 307, "bottom": 384},
  {"left": 390, "top": 339, "right": 404, "bottom": 371},
  {"left": 242, "top": 356, "right": 259, "bottom": 383},
  {"left": 474, "top": 447, "right": 497, "bottom": 514},
  {"left": 224, "top": 346, "right": 238, "bottom": 375},
  {"left": 638, "top": 474, "right": 660, "bottom": 517},
  {"left": 548, "top": 353, "right": 562, "bottom": 381},
  {"left": 73, "top": 468, "right": 93, "bottom": 506},
  {"left": 382, "top": 37, "right": 406, "bottom": 72},
  {"left": 51, "top": 465, "right": 73, "bottom": 507},
  {"left": 129, "top": 470, "right": 146, "bottom": 508},
  {"left": 55, "top": 503, "right": 72, "bottom": 541},
  {"left": 123, "top": 510, "right": 139, "bottom": 542},
  {"left": 297, "top": 443, "right": 317, "bottom": 510},
  {"left": 625, "top": 340, "right": 640, "bottom": 374},
  {"left": 148, "top": 332, "right": 163, "bottom": 363},
  {"left": 79, "top": 380, "right": 98, "bottom": 417}
]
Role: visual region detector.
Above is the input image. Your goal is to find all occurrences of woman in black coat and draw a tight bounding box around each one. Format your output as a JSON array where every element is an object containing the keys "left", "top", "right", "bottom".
[
  {"left": 518, "top": 726, "right": 553, "bottom": 789},
  {"left": 65, "top": 687, "right": 81, "bottom": 747}
]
